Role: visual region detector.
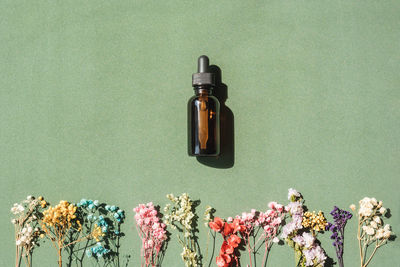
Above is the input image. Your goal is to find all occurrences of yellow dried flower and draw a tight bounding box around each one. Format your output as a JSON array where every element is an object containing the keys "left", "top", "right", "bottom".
[
  {"left": 91, "top": 225, "right": 104, "bottom": 242},
  {"left": 302, "top": 210, "right": 327, "bottom": 232},
  {"left": 42, "top": 201, "right": 79, "bottom": 231},
  {"left": 40, "top": 200, "right": 47, "bottom": 208}
]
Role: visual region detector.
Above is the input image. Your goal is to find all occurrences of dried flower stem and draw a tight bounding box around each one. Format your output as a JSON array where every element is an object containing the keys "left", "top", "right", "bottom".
[
  {"left": 358, "top": 220, "right": 363, "bottom": 267},
  {"left": 247, "top": 240, "right": 253, "bottom": 267},
  {"left": 15, "top": 226, "right": 20, "bottom": 267}
]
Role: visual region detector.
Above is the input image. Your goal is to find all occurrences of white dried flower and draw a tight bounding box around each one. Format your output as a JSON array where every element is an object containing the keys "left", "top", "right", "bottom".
[
  {"left": 11, "top": 203, "right": 25, "bottom": 215},
  {"left": 383, "top": 230, "right": 391, "bottom": 239},
  {"left": 363, "top": 225, "right": 375, "bottom": 236},
  {"left": 379, "top": 207, "right": 386, "bottom": 215},
  {"left": 373, "top": 216, "right": 381, "bottom": 225},
  {"left": 180, "top": 246, "right": 198, "bottom": 267},
  {"left": 375, "top": 228, "right": 385, "bottom": 239},
  {"left": 358, "top": 197, "right": 375, "bottom": 217}
]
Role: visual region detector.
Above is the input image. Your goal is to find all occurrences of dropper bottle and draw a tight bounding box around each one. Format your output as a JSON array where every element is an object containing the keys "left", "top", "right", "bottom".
[{"left": 188, "top": 55, "right": 220, "bottom": 156}]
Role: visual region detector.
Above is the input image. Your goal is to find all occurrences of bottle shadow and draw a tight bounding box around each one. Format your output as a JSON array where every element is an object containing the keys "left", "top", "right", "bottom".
[{"left": 196, "top": 65, "right": 234, "bottom": 168}]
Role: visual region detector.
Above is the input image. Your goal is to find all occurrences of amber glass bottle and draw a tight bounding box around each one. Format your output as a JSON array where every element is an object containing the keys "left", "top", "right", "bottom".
[{"left": 188, "top": 55, "right": 220, "bottom": 156}]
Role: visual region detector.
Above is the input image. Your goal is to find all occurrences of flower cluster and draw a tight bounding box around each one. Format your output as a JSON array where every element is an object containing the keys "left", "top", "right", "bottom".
[
  {"left": 358, "top": 197, "right": 391, "bottom": 241},
  {"left": 77, "top": 198, "right": 99, "bottom": 209},
  {"left": 97, "top": 215, "right": 111, "bottom": 234},
  {"left": 106, "top": 204, "right": 126, "bottom": 223},
  {"left": 76, "top": 198, "right": 126, "bottom": 263},
  {"left": 303, "top": 244, "right": 327, "bottom": 266},
  {"left": 283, "top": 188, "right": 327, "bottom": 267},
  {"left": 256, "top": 202, "right": 286, "bottom": 243},
  {"left": 42, "top": 200, "right": 81, "bottom": 230},
  {"left": 16, "top": 224, "right": 35, "bottom": 246},
  {"left": 302, "top": 211, "right": 327, "bottom": 233},
  {"left": 91, "top": 225, "right": 105, "bottom": 242},
  {"left": 86, "top": 242, "right": 110, "bottom": 258},
  {"left": 164, "top": 193, "right": 195, "bottom": 233},
  {"left": 358, "top": 197, "right": 385, "bottom": 218},
  {"left": 281, "top": 194, "right": 304, "bottom": 239},
  {"left": 355, "top": 197, "right": 392, "bottom": 267},
  {"left": 11, "top": 203, "right": 25, "bottom": 215},
  {"left": 227, "top": 202, "right": 286, "bottom": 267},
  {"left": 326, "top": 206, "right": 352, "bottom": 267},
  {"left": 209, "top": 217, "right": 245, "bottom": 267},
  {"left": 164, "top": 193, "right": 200, "bottom": 267},
  {"left": 11, "top": 195, "right": 47, "bottom": 267},
  {"left": 181, "top": 246, "right": 199, "bottom": 267},
  {"left": 79, "top": 198, "right": 125, "bottom": 232},
  {"left": 291, "top": 232, "right": 326, "bottom": 266},
  {"left": 134, "top": 202, "right": 168, "bottom": 267}
]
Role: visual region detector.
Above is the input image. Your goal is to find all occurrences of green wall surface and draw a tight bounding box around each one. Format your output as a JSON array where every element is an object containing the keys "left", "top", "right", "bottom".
[{"left": 1, "top": 1, "right": 399, "bottom": 266}]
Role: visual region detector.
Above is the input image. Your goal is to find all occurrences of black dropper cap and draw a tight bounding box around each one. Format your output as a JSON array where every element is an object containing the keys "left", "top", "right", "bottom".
[{"left": 192, "top": 55, "right": 215, "bottom": 87}]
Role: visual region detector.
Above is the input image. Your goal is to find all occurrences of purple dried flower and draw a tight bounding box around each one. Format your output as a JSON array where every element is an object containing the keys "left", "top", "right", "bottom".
[{"left": 327, "top": 206, "right": 352, "bottom": 267}]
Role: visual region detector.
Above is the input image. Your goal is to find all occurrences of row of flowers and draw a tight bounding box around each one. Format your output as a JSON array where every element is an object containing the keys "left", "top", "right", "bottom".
[{"left": 11, "top": 189, "right": 393, "bottom": 267}]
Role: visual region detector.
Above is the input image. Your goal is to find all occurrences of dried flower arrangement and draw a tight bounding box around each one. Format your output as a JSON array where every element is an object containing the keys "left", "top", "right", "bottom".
[
  {"left": 11, "top": 197, "right": 125, "bottom": 267},
  {"left": 11, "top": 190, "right": 395, "bottom": 267}
]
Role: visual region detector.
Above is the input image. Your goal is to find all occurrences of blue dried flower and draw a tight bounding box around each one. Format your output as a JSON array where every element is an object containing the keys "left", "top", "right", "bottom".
[
  {"left": 86, "top": 242, "right": 109, "bottom": 258},
  {"left": 80, "top": 199, "right": 88, "bottom": 207}
]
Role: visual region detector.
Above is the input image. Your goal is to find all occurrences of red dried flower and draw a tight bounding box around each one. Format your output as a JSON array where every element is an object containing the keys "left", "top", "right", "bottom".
[
  {"left": 223, "top": 222, "right": 234, "bottom": 236},
  {"left": 209, "top": 217, "right": 224, "bottom": 232},
  {"left": 227, "top": 234, "right": 241, "bottom": 248},
  {"left": 221, "top": 241, "right": 234, "bottom": 254},
  {"left": 216, "top": 253, "right": 231, "bottom": 267},
  {"left": 210, "top": 217, "right": 245, "bottom": 267}
]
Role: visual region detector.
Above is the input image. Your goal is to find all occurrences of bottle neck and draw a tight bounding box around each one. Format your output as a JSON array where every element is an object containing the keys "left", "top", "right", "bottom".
[{"left": 194, "top": 85, "right": 213, "bottom": 96}]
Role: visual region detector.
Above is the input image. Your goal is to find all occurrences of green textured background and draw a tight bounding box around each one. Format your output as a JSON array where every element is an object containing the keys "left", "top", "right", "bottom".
[{"left": 1, "top": 1, "right": 399, "bottom": 266}]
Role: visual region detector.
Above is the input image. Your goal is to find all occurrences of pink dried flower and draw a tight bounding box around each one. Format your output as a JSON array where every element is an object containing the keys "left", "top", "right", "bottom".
[
  {"left": 134, "top": 202, "right": 167, "bottom": 267},
  {"left": 233, "top": 202, "right": 286, "bottom": 267}
]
